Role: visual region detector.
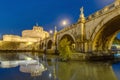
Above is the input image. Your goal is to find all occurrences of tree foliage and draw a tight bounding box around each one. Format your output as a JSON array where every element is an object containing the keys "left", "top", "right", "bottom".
[
  {"left": 58, "top": 38, "right": 72, "bottom": 61},
  {"left": 113, "top": 37, "right": 120, "bottom": 44}
]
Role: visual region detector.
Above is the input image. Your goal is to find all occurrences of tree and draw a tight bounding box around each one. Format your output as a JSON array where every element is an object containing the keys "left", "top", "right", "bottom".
[
  {"left": 58, "top": 38, "right": 72, "bottom": 61},
  {"left": 113, "top": 37, "right": 120, "bottom": 44}
]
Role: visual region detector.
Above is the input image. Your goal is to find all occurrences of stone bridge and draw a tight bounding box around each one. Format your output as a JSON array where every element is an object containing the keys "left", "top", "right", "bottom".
[{"left": 40, "top": 0, "right": 120, "bottom": 53}]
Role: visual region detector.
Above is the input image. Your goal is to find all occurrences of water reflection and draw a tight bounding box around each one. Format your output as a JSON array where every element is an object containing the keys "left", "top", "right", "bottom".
[
  {"left": 20, "top": 62, "right": 46, "bottom": 76},
  {"left": 0, "top": 52, "right": 119, "bottom": 80},
  {"left": 57, "top": 62, "right": 117, "bottom": 80},
  {"left": 112, "top": 62, "right": 120, "bottom": 80}
]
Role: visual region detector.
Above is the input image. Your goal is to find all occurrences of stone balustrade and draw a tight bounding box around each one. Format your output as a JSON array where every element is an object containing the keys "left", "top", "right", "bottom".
[
  {"left": 86, "top": 1, "right": 120, "bottom": 21},
  {"left": 57, "top": 24, "right": 77, "bottom": 35}
]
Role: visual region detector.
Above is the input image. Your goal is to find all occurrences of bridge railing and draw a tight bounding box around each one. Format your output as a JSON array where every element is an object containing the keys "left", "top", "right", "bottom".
[
  {"left": 57, "top": 23, "right": 77, "bottom": 34},
  {"left": 86, "top": 1, "right": 120, "bottom": 21}
]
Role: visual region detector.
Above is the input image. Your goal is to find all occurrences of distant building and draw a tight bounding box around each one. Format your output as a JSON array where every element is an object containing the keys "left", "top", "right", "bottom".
[
  {"left": 111, "top": 44, "right": 120, "bottom": 50},
  {"left": 22, "top": 25, "right": 49, "bottom": 40},
  {"left": 3, "top": 24, "right": 49, "bottom": 42}
]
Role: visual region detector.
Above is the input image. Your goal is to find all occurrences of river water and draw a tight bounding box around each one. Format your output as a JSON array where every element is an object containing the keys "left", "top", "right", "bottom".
[{"left": 0, "top": 52, "right": 120, "bottom": 80}]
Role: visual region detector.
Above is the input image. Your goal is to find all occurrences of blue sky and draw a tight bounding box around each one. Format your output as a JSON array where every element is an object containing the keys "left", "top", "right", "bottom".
[{"left": 0, "top": 0, "right": 119, "bottom": 39}]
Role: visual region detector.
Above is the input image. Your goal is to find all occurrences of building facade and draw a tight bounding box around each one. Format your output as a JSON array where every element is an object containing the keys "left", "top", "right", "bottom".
[{"left": 3, "top": 24, "right": 49, "bottom": 43}]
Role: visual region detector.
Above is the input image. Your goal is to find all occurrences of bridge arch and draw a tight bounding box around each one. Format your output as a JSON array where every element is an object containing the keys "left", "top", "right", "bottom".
[
  {"left": 92, "top": 14, "right": 120, "bottom": 52},
  {"left": 59, "top": 33, "right": 75, "bottom": 43},
  {"left": 47, "top": 40, "right": 53, "bottom": 49},
  {"left": 58, "top": 34, "right": 75, "bottom": 49},
  {"left": 91, "top": 8, "right": 120, "bottom": 41}
]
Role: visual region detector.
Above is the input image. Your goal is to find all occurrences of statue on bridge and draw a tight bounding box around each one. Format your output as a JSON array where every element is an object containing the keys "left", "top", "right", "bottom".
[
  {"left": 80, "top": 7, "right": 84, "bottom": 14},
  {"left": 79, "top": 6, "right": 85, "bottom": 22},
  {"left": 114, "top": 0, "right": 120, "bottom": 6}
]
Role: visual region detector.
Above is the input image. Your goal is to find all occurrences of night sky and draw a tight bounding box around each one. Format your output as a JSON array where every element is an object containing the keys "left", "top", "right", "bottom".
[{"left": 0, "top": 0, "right": 119, "bottom": 38}]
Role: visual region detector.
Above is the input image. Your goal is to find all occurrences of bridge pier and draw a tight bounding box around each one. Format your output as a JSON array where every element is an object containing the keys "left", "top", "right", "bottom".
[
  {"left": 75, "top": 41, "right": 89, "bottom": 53},
  {"left": 75, "top": 42, "right": 83, "bottom": 52},
  {"left": 84, "top": 42, "right": 89, "bottom": 53}
]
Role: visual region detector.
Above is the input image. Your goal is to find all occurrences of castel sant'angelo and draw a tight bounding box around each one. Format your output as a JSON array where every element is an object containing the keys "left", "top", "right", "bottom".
[
  {"left": 2, "top": 24, "right": 49, "bottom": 42},
  {"left": 0, "top": 24, "right": 50, "bottom": 50}
]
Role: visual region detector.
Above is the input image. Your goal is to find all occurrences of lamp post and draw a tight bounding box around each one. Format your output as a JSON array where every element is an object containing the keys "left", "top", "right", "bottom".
[
  {"left": 49, "top": 30, "right": 53, "bottom": 36},
  {"left": 53, "top": 26, "right": 58, "bottom": 55},
  {"left": 44, "top": 33, "right": 47, "bottom": 54}
]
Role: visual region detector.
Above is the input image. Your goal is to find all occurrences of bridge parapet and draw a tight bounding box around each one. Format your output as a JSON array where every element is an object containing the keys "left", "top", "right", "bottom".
[
  {"left": 86, "top": 1, "right": 120, "bottom": 21},
  {"left": 57, "top": 23, "right": 77, "bottom": 35}
]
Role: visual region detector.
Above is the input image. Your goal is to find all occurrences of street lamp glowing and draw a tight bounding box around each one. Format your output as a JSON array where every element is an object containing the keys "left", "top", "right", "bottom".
[
  {"left": 49, "top": 30, "right": 53, "bottom": 34},
  {"left": 60, "top": 19, "right": 70, "bottom": 27},
  {"left": 62, "top": 20, "right": 67, "bottom": 26}
]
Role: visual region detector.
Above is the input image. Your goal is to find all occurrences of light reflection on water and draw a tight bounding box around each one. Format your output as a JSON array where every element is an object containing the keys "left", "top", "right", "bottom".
[
  {"left": 112, "top": 62, "right": 120, "bottom": 80},
  {"left": 0, "top": 52, "right": 120, "bottom": 80}
]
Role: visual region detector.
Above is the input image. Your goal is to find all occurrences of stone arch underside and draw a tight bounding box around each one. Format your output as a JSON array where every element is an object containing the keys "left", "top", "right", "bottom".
[
  {"left": 58, "top": 34, "right": 76, "bottom": 50},
  {"left": 59, "top": 34, "right": 75, "bottom": 44},
  {"left": 92, "top": 15, "right": 120, "bottom": 52},
  {"left": 47, "top": 40, "right": 53, "bottom": 49}
]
